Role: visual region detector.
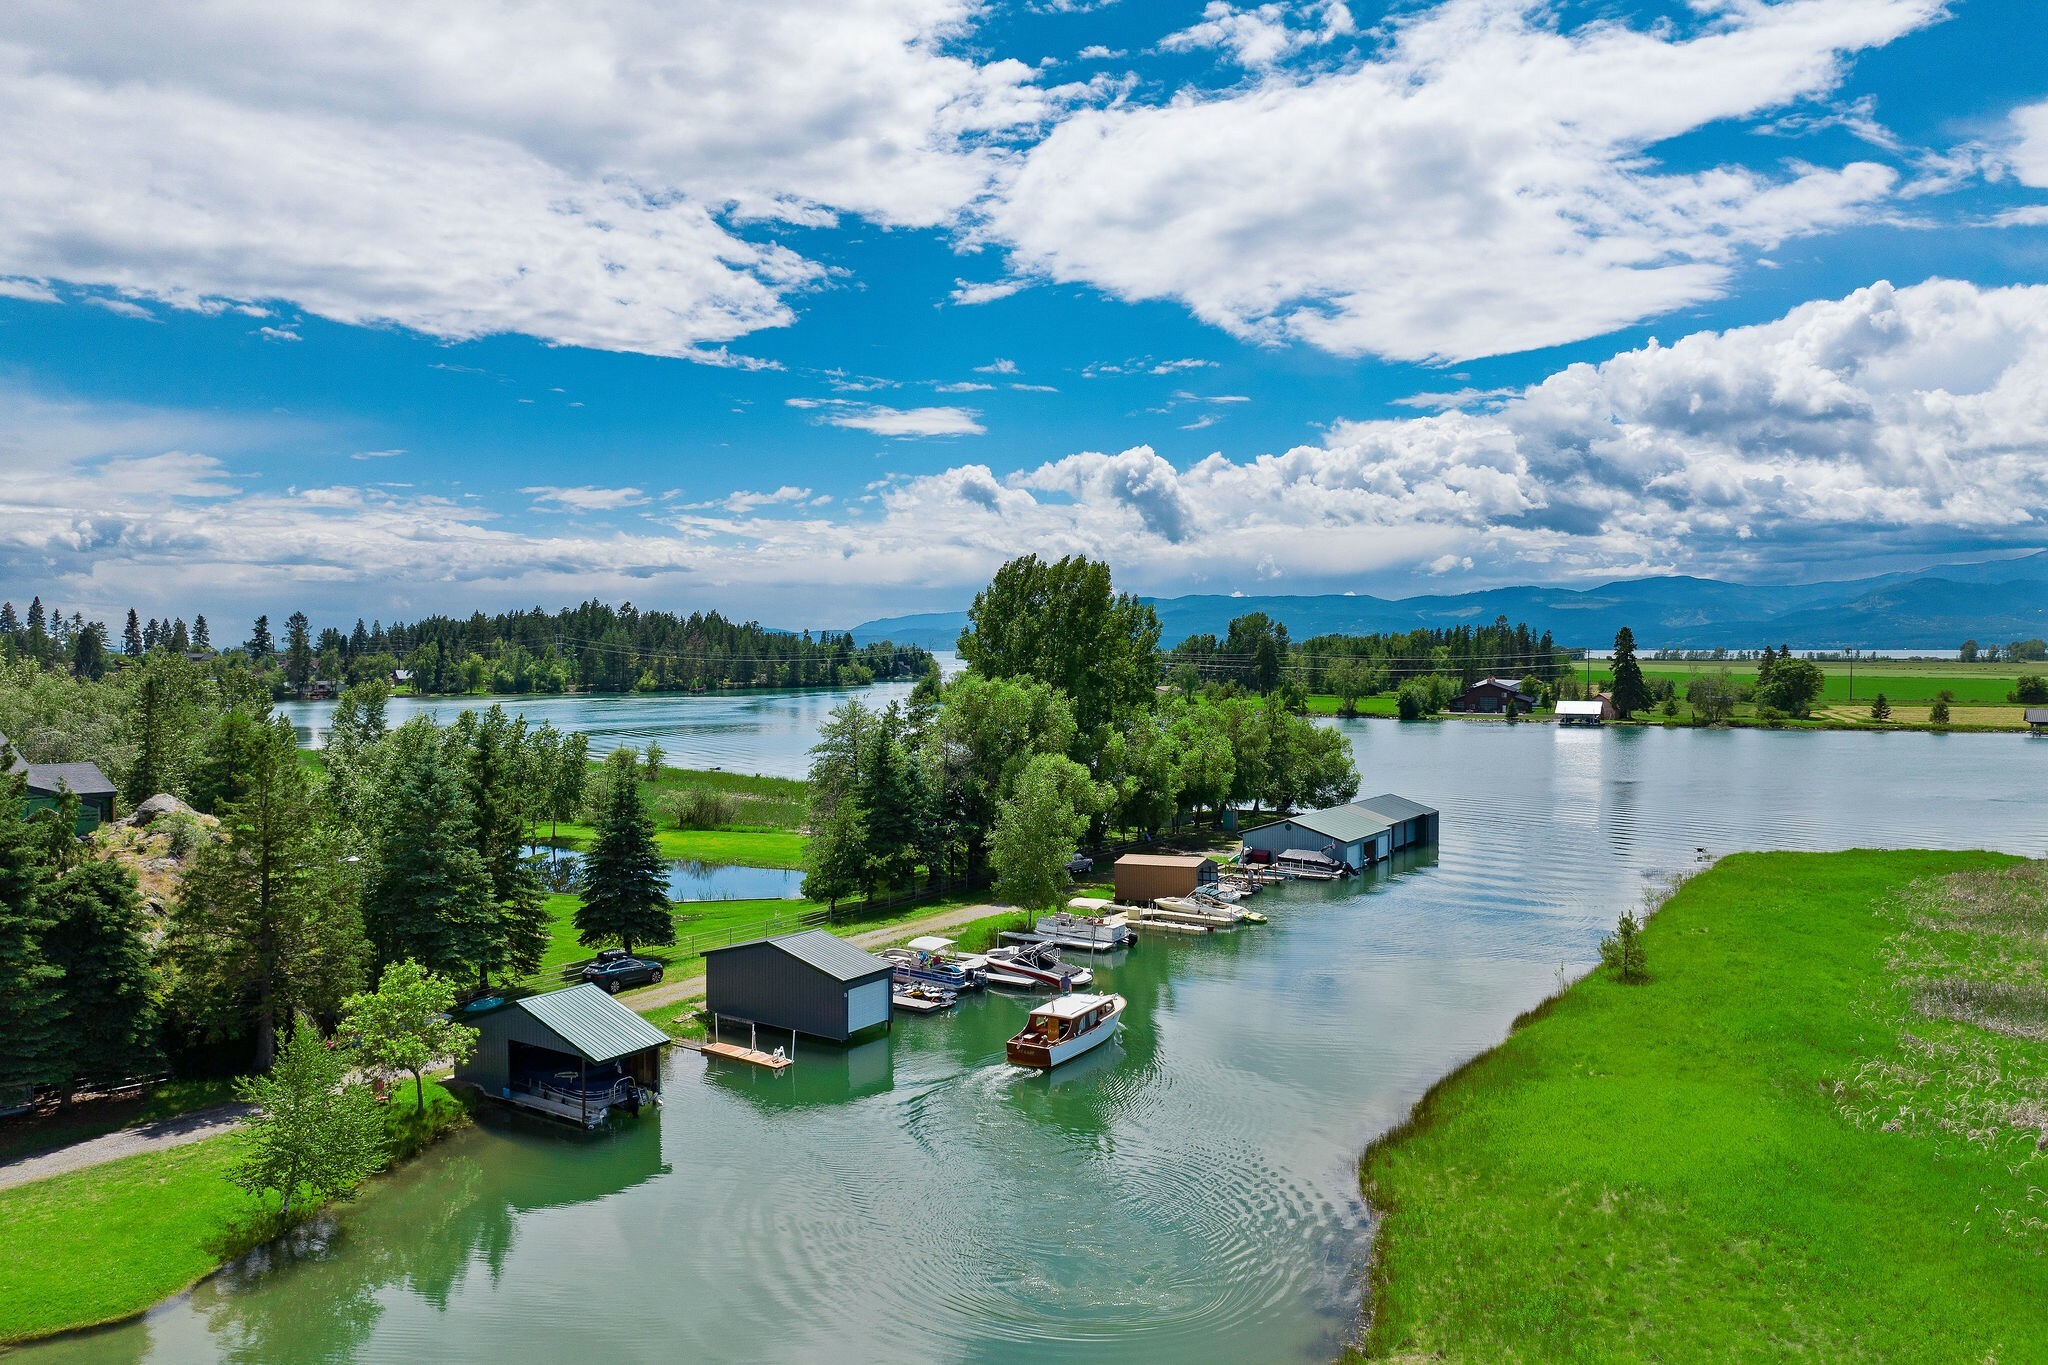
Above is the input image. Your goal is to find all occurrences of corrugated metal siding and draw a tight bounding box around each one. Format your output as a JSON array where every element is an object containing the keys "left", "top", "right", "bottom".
[
  {"left": 457, "top": 1003, "right": 584, "bottom": 1094},
  {"left": 1113, "top": 856, "right": 1217, "bottom": 905},
  {"left": 705, "top": 940, "right": 892, "bottom": 1042}
]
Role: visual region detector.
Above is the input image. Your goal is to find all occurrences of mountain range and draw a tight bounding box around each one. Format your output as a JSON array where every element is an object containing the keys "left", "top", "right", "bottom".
[{"left": 847, "top": 552, "right": 2048, "bottom": 651}]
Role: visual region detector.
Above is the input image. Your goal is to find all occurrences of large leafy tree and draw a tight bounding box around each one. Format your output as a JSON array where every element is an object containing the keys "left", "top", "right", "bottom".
[
  {"left": 989, "top": 754, "right": 1100, "bottom": 913},
  {"left": 42, "top": 859, "right": 160, "bottom": 1103},
  {"left": 1609, "top": 627, "right": 1653, "bottom": 719},
  {"left": 168, "top": 714, "right": 369, "bottom": 1068},
  {"left": 955, "top": 554, "right": 1161, "bottom": 743},
  {"left": 341, "top": 960, "right": 477, "bottom": 1113},
  {"left": 364, "top": 723, "right": 499, "bottom": 984},
  {"left": 927, "top": 675, "right": 1075, "bottom": 878},
  {"left": 229, "top": 1016, "right": 386, "bottom": 1219},
  {"left": 575, "top": 750, "right": 672, "bottom": 956},
  {"left": 1758, "top": 658, "right": 1826, "bottom": 718}
]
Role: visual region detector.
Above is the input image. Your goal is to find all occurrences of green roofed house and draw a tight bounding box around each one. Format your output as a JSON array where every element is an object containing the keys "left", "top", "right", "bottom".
[
  {"left": 1240, "top": 793, "right": 1439, "bottom": 872},
  {"left": 2, "top": 730, "right": 118, "bottom": 833},
  {"left": 455, "top": 983, "right": 670, "bottom": 1128}
]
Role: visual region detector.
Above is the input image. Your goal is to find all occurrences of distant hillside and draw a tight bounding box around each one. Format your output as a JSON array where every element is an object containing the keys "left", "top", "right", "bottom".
[{"left": 847, "top": 552, "right": 2048, "bottom": 650}]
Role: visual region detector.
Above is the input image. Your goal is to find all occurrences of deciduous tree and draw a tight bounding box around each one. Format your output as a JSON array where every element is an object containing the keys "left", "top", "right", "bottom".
[
  {"left": 341, "top": 960, "right": 476, "bottom": 1113},
  {"left": 989, "top": 754, "right": 1099, "bottom": 913},
  {"left": 229, "top": 1016, "right": 386, "bottom": 1219}
]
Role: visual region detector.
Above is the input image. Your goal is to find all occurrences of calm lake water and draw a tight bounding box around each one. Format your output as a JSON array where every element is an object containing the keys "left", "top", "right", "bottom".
[
  {"left": 35, "top": 718, "right": 2046, "bottom": 1363},
  {"left": 530, "top": 848, "right": 804, "bottom": 902},
  {"left": 277, "top": 656, "right": 953, "bottom": 780}
]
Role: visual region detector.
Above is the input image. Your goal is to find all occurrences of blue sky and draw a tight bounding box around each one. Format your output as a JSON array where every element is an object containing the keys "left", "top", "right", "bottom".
[{"left": 1, "top": 0, "right": 2045, "bottom": 630}]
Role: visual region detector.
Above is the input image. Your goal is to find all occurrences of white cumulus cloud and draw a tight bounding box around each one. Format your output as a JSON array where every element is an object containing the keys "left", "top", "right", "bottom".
[{"left": 988, "top": 0, "right": 1944, "bottom": 363}]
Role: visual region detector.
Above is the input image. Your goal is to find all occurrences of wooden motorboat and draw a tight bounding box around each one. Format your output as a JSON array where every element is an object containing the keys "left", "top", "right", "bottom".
[{"left": 1005, "top": 993, "right": 1127, "bottom": 1069}]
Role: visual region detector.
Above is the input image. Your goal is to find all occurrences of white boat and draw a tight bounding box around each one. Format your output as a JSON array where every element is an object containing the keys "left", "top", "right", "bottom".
[
  {"left": 984, "top": 942, "right": 1093, "bottom": 992},
  {"left": 1033, "top": 909, "right": 1134, "bottom": 951},
  {"left": 1158, "top": 894, "right": 1267, "bottom": 926},
  {"left": 1005, "top": 993, "right": 1127, "bottom": 1069},
  {"left": 882, "top": 937, "right": 986, "bottom": 991}
]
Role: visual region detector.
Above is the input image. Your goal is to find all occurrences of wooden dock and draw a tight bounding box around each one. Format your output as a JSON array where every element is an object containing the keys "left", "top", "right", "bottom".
[
  {"left": 1129, "top": 915, "right": 1211, "bottom": 935},
  {"left": 696, "top": 1040, "right": 794, "bottom": 1071}
]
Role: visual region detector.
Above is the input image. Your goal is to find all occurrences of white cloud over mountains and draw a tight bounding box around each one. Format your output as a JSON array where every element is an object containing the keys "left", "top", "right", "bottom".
[
  {"left": 0, "top": 0, "right": 1982, "bottom": 367},
  {"left": 8, "top": 279, "right": 2048, "bottom": 620},
  {"left": 993, "top": 0, "right": 1946, "bottom": 361}
]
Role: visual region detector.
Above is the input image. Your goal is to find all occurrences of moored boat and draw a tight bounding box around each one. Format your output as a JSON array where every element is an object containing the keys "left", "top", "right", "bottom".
[
  {"left": 983, "top": 942, "right": 1093, "bottom": 992},
  {"left": 1005, "top": 993, "right": 1127, "bottom": 1069},
  {"left": 882, "top": 937, "right": 986, "bottom": 991},
  {"left": 1033, "top": 908, "right": 1135, "bottom": 951}
]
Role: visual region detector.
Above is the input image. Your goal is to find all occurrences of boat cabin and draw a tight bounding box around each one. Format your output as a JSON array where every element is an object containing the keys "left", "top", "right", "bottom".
[{"left": 455, "top": 984, "right": 670, "bottom": 1128}]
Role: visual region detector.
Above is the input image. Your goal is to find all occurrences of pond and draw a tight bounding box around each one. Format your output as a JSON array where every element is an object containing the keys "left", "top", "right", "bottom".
[
  {"left": 529, "top": 848, "right": 804, "bottom": 902},
  {"left": 32, "top": 722, "right": 2046, "bottom": 1363}
]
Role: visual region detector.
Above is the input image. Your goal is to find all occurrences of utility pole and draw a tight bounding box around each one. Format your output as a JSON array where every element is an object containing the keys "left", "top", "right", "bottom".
[{"left": 1848, "top": 648, "right": 1855, "bottom": 702}]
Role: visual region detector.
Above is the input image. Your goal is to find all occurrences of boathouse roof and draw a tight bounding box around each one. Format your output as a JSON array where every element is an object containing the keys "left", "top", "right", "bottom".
[
  {"left": 706, "top": 928, "right": 892, "bottom": 983},
  {"left": 515, "top": 984, "right": 670, "bottom": 1064},
  {"left": 1259, "top": 805, "right": 1391, "bottom": 845},
  {"left": 1352, "top": 793, "right": 1438, "bottom": 823}
]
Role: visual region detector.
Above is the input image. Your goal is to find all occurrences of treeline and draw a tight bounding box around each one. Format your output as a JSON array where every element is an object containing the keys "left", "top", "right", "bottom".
[
  {"left": 0, "top": 662, "right": 652, "bottom": 1096},
  {"left": 0, "top": 594, "right": 930, "bottom": 698},
  {"left": 1167, "top": 612, "right": 1573, "bottom": 701},
  {"left": 802, "top": 555, "right": 1359, "bottom": 911}
]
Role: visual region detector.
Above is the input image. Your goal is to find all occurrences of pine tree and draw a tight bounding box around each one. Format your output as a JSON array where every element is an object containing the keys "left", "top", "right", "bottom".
[
  {"left": 123, "top": 609, "right": 143, "bottom": 657},
  {"left": 71, "top": 623, "right": 108, "bottom": 681},
  {"left": 248, "top": 613, "right": 273, "bottom": 657},
  {"left": 451, "top": 707, "right": 546, "bottom": 980},
  {"left": 0, "top": 601, "right": 18, "bottom": 636},
  {"left": 1870, "top": 692, "right": 1892, "bottom": 721},
  {"left": 284, "top": 611, "right": 313, "bottom": 691},
  {"left": 1609, "top": 626, "right": 1652, "bottom": 719},
  {"left": 167, "top": 716, "right": 368, "bottom": 1068},
  {"left": 192, "top": 614, "right": 210, "bottom": 650},
  {"left": 42, "top": 859, "right": 160, "bottom": 1103},
  {"left": 0, "top": 775, "right": 64, "bottom": 1092},
  {"left": 365, "top": 734, "right": 497, "bottom": 983},
  {"left": 169, "top": 618, "right": 190, "bottom": 653},
  {"left": 575, "top": 750, "right": 672, "bottom": 957},
  {"left": 26, "top": 596, "right": 44, "bottom": 634}
]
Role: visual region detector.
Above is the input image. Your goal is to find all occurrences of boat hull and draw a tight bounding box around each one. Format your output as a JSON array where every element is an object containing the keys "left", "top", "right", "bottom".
[{"left": 1005, "top": 997, "right": 1126, "bottom": 1069}]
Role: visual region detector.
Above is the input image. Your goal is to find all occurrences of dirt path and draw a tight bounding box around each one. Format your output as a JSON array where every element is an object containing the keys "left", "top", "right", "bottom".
[
  {"left": 0, "top": 1104, "right": 251, "bottom": 1191},
  {"left": 625, "top": 901, "right": 1013, "bottom": 1013}
]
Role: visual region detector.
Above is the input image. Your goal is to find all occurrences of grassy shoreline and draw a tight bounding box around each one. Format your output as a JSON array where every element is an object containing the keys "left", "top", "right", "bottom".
[
  {"left": 0, "top": 1080, "right": 470, "bottom": 1346},
  {"left": 1355, "top": 849, "right": 2048, "bottom": 1361}
]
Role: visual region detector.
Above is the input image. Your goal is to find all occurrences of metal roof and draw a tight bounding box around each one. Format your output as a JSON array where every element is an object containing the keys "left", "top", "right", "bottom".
[
  {"left": 516, "top": 983, "right": 670, "bottom": 1063},
  {"left": 706, "top": 928, "right": 892, "bottom": 983},
  {"left": 1252, "top": 805, "right": 1390, "bottom": 844},
  {"left": 1352, "top": 793, "right": 1438, "bottom": 823},
  {"left": 1115, "top": 854, "right": 1215, "bottom": 869},
  {"left": 2029, "top": 708, "right": 2048, "bottom": 723},
  {"left": 1555, "top": 700, "right": 1606, "bottom": 717},
  {"left": 23, "top": 762, "right": 118, "bottom": 798}
]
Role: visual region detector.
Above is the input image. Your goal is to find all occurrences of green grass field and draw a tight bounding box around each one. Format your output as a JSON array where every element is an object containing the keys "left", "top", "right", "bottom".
[
  {"left": 1640, "top": 658, "right": 2039, "bottom": 706},
  {"left": 1358, "top": 849, "right": 2048, "bottom": 1362},
  {"left": 0, "top": 1079, "right": 468, "bottom": 1345}
]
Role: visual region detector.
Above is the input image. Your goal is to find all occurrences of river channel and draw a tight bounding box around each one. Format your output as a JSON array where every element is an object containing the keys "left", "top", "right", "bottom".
[{"left": 35, "top": 704, "right": 2047, "bottom": 1363}]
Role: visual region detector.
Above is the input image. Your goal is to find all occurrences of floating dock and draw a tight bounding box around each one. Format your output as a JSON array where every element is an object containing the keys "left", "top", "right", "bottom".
[
  {"left": 1129, "top": 915, "right": 1211, "bottom": 935},
  {"left": 892, "top": 991, "right": 953, "bottom": 1014},
  {"left": 696, "top": 1040, "right": 794, "bottom": 1071}
]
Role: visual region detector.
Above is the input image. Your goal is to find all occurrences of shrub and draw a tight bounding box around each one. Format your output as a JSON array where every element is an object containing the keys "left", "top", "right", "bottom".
[
  {"left": 1930, "top": 697, "right": 1951, "bottom": 726},
  {"left": 2010, "top": 675, "right": 2048, "bottom": 705},
  {"left": 658, "top": 785, "right": 738, "bottom": 830},
  {"left": 1598, "top": 910, "right": 1647, "bottom": 983},
  {"left": 1396, "top": 681, "right": 1433, "bottom": 721}
]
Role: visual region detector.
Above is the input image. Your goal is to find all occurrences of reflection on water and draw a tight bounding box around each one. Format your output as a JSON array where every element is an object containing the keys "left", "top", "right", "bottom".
[
  {"left": 33, "top": 722, "right": 2048, "bottom": 1364},
  {"left": 530, "top": 847, "right": 803, "bottom": 902}
]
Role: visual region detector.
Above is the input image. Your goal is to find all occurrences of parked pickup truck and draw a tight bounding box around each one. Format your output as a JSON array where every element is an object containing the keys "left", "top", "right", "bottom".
[{"left": 581, "top": 949, "right": 665, "bottom": 993}]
